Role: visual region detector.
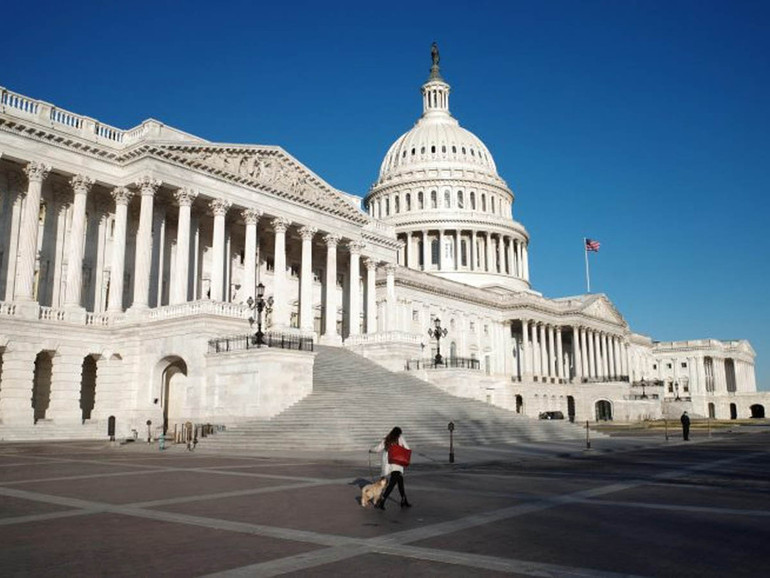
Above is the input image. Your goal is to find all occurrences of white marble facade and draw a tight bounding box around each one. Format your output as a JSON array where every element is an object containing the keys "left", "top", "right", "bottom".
[{"left": 0, "top": 53, "right": 766, "bottom": 440}]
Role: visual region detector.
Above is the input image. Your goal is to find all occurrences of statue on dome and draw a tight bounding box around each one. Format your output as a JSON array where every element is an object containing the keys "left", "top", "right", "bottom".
[{"left": 431, "top": 42, "right": 440, "bottom": 66}]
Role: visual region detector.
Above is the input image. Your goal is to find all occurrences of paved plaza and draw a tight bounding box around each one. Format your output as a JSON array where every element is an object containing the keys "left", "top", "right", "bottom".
[{"left": 0, "top": 427, "right": 768, "bottom": 577}]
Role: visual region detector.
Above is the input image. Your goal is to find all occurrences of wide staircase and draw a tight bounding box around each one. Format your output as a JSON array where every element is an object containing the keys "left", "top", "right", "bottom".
[{"left": 199, "top": 346, "right": 595, "bottom": 452}]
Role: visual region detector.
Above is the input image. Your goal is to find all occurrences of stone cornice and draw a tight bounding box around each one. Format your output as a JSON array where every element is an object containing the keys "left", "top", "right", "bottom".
[{"left": 367, "top": 175, "right": 512, "bottom": 203}]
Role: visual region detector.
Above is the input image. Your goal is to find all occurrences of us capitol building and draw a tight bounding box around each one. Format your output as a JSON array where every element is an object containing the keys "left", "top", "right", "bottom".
[{"left": 0, "top": 49, "right": 766, "bottom": 441}]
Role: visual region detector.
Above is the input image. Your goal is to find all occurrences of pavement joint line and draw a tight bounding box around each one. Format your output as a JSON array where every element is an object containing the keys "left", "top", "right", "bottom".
[
  {"left": 0, "top": 467, "right": 183, "bottom": 486},
  {"left": 202, "top": 544, "right": 372, "bottom": 578},
  {"left": 128, "top": 481, "right": 330, "bottom": 508},
  {"left": 0, "top": 509, "right": 96, "bottom": 526},
  {"left": 565, "top": 497, "right": 770, "bottom": 517},
  {"left": 374, "top": 543, "right": 650, "bottom": 578}
]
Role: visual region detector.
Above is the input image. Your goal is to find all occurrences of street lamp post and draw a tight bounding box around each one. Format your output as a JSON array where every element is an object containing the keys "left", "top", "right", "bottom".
[
  {"left": 640, "top": 379, "right": 648, "bottom": 399},
  {"left": 428, "top": 318, "right": 448, "bottom": 366},
  {"left": 246, "top": 283, "right": 273, "bottom": 346}
]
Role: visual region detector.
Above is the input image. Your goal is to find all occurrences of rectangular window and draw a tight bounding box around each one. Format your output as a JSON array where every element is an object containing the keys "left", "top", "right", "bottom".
[
  {"left": 652, "top": 364, "right": 657, "bottom": 370},
  {"left": 666, "top": 363, "right": 672, "bottom": 369},
  {"left": 412, "top": 310, "right": 419, "bottom": 321},
  {"left": 681, "top": 362, "right": 687, "bottom": 368}
]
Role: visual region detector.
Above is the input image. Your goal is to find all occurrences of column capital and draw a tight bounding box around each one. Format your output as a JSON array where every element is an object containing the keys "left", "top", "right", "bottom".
[
  {"left": 271, "top": 216, "right": 290, "bottom": 233},
  {"left": 556, "top": 326, "right": 562, "bottom": 334},
  {"left": 209, "top": 198, "right": 232, "bottom": 217},
  {"left": 363, "top": 257, "right": 377, "bottom": 271},
  {"left": 299, "top": 225, "right": 317, "bottom": 240},
  {"left": 174, "top": 187, "right": 199, "bottom": 207},
  {"left": 323, "top": 233, "right": 341, "bottom": 247},
  {"left": 111, "top": 186, "right": 134, "bottom": 206},
  {"left": 135, "top": 175, "right": 161, "bottom": 195},
  {"left": 384, "top": 262, "right": 397, "bottom": 274},
  {"left": 241, "top": 207, "right": 263, "bottom": 225},
  {"left": 347, "top": 240, "right": 366, "bottom": 254},
  {"left": 24, "top": 161, "right": 51, "bottom": 183},
  {"left": 70, "top": 174, "right": 94, "bottom": 194}
]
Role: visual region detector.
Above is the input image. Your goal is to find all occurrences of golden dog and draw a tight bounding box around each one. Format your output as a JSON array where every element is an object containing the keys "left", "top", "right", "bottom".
[{"left": 361, "top": 477, "right": 387, "bottom": 507}]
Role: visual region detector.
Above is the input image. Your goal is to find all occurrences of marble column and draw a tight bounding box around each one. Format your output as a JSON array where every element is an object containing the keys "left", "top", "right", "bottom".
[
  {"left": 523, "top": 244, "right": 530, "bottom": 281},
  {"left": 454, "top": 230, "right": 460, "bottom": 271},
  {"left": 471, "top": 230, "right": 477, "bottom": 271},
  {"left": 64, "top": 175, "right": 94, "bottom": 308},
  {"left": 556, "top": 326, "right": 564, "bottom": 379},
  {"left": 573, "top": 326, "right": 582, "bottom": 380},
  {"left": 347, "top": 241, "right": 364, "bottom": 336},
  {"left": 486, "top": 233, "right": 494, "bottom": 273},
  {"left": 405, "top": 231, "right": 413, "bottom": 268},
  {"left": 364, "top": 258, "right": 377, "bottom": 334},
  {"left": 107, "top": 187, "right": 134, "bottom": 312},
  {"left": 547, "top": 325, "right": 556, "bottom": 378},
  {"left": 516, "top": 240, "right": 523, "bottom": 278},
  {"left": 299, "top": 225, "right": 316, "bottom": 332},
  {"left": 2, "top": 175, "right": 24, "bottom": 301},
  {"left": 496, "top": 235, "right": 504, "bottom": 274},
  {"left": 587, "top": 330, "right": 596, "bottom": 378},
  {"left": 323, "top": 234, "right": 340, "bottom": 341},
  {"left": 521, "top": 319, "right": 530, "bottom": 379},
  {"left": 15, "top": 162, "right": 50, "bottom": 301},
  {"left": 208, "top": 199, "right": 231, "bottom": 301},
  {"left": 172, "top": 188, "right": 199, "bottom": 304},
  {"left": 603, "top": 333, "right": 611, "bottom": 379},
  {"left": 271, "top": 217, "right": 290, "bottom": 329},
  {"left": 438, "top": 229, "right": 445, "bottom": 270},
  {"left": 422, "top": 230, "right": 430, "bottom": 271},
  {"left": 130, "top": 176, "right": 160, "bottom": 310},
  {"left": 385, "top": 263, "right": 397, "bottom": 332}
]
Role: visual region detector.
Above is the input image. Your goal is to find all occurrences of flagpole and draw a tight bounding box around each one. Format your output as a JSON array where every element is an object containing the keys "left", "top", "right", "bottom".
[{"left": 584, "top": 237, "right": 591, "bottom": 293}]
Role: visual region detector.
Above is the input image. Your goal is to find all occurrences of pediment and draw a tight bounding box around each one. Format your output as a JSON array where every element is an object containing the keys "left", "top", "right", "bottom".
[
  {"left": 581, "top": 297, "right": 626, "bottom": 326},
  {"left": 155, "top": 144, "right": 368, "bottom": 224}
]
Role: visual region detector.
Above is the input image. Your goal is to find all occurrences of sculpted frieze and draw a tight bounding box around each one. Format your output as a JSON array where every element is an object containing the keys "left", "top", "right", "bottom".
[{"left": 166, "top": 146, "right": 361, "bottom": 220}]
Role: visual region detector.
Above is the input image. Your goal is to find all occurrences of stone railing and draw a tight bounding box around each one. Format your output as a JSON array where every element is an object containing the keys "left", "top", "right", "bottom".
[
  {"left": 344, "top": 331, "right": 422, "bottom": 347},
  {"left": 208, "top": 332, "right": 314, "bottom": 354},
  {"left": 85, "top": 312, "right": 116, "bottom": 326},
  {"left": 0, "top": 301, "right": 17, "bottom": 316},
  {"left": 38, "top": 306, "right": 66, "bottom": 321},
  {"left": 405, "top": 357, "right": 480, "bottom": 371},
  {"left": 1, "top": 86, "right": 156, "bottom": 148},
  {"left": 148, "top": 299, "right": 250, "bottom": 321}
]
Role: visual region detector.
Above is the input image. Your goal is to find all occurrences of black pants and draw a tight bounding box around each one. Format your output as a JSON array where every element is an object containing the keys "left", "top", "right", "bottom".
[{"left": 381, "top": 471, "right": 406, "bottom": 502}]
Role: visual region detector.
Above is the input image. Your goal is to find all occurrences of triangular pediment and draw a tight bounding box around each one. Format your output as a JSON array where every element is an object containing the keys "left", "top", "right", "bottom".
[
  {"left": 581, "top": 296, "right": 626, "bottom": 326},
  {"left": 153, "top": 144, "right": 368, "bottom": 224}
]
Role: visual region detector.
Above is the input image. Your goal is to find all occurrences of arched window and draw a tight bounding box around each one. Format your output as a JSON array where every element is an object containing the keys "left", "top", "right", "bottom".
[
  {"left": 452, "top": 145, "right": 457, "bottom": 153},
  {"left": 394, "top": 196, "right": 400, "bottom": 214},
  {"left": 457, "top": 191, "right": 464, "bottom": 209},
  {"left": 431, "top": 190, "right": 437, "bottom": 209},
  {"left": 481, "top": 194, "right": 486, "bottom": 212},
  {"left": 431, "top": 238, "right": 440, "bottom": 266},
  {"left": 491, "top": 197, "right": 496, "bottom": 214},
  {"left": 462, "top": 147, "right": 466, "bottom": 155},
  {"left": 421, "top": 146, "right": 425, "bottom": 154},
  {"left": 385, "top": 198, "right": 390, "bottom": 216},
  {"left": 470, "top": 192, "right": 476, "bottom": 210},
  {"left": 405, "top": 193, "right": 411, "bottom": 211},
  {"left": 444, "top": 190, "right": 451, "bottom": 208},
  {"left": 418, "top": 191, "right": 424, "bottom": 210},
  {"left": 431, "top": 145, "right": 436, "bottom": 153},
  {"left": 411, "top": 148, "right": 415, "bottom": 156},
  {"left": 442, "top": 145, "right": 446, "bottom": 153}
]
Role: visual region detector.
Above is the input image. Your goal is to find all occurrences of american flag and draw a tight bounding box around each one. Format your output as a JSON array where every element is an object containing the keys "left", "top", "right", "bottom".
[{"left": 585, "top": 238, "right": 601, "bottom": 252}]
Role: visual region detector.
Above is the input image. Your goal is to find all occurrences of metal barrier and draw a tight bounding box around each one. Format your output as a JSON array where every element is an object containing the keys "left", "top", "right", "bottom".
[
  {"left": 405, "top": 357, "right": 480, "bottom": 371},
  {"left": 208, "top": 332, "right": 314, "bottom": 354}
]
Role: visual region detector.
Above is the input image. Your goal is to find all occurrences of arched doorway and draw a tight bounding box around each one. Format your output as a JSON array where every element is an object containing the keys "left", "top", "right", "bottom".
[
  {"left": 730, "top": 403, "right": 737, "bottom": 420},
  {"left": 515, "top": 395, "right": 523, "bottom": 414},
  {"left": 595, "top": 400, "right": 612, "bottom": 421},
  {"left": 750, "top": 405, "right": 765, "bottom": 418},
  {"left": 158, "top": 357, "right": 188, "bottom": 434},
  {"left": 449, "top": 341, "right": 457, "bottom": 362},
  {"left": 32, "top": 351, "right": 54, "bottom": 423},
  {"left": 80, "top": 355, "right": 97, "bottom": 422},
  {"left": 567, "top": 396, "right": 576, "bottom": 423},
  {"left": 708, "top": 403, "right": 716, "bottom": 419}
]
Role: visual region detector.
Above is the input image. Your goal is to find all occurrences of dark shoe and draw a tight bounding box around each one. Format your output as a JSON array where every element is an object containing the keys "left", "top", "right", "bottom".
[
  {"left": 375, "top": 499, "right": 385, "bottom": 510},
  {"left": 400, "top": 498, "right": 412, "bottom": 508}
]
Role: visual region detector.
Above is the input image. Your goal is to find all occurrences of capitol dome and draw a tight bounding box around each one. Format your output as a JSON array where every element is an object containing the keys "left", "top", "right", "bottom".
[{"left": 365, "top": 46, "right": 532, "bottom": 293}]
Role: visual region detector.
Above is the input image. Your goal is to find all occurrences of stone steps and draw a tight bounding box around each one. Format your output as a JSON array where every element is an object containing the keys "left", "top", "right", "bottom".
[{"left": 199, "top": 345, "right": 596, "bottom": 451}]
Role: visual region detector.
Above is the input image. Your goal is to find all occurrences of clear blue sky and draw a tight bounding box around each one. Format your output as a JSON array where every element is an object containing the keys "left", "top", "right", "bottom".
[{"left": 3, "top": 1, "right": 768, "bottom": 389}]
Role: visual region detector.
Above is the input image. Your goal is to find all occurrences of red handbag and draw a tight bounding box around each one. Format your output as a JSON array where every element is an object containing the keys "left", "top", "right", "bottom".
[{"left": 387, "top": 443, "right": 412, "bottom": 467}]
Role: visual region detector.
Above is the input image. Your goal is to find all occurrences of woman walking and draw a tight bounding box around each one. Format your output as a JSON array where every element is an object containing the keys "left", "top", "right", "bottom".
[{"left": 370, "top": 426, "right": 412, "bottom": 509}]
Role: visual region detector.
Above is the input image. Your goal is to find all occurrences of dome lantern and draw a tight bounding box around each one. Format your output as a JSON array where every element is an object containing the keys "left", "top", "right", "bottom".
[{"left": 422, "top": 42, "right": 451, "bottom": 117}]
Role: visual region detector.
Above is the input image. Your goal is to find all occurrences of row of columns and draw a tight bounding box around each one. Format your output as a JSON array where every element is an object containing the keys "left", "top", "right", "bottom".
[
  {"left": 369, "top": 189, "right": 511, "bottom": 220},
  {"left": 519, "top": 320, "right": 629, "bottom": 382},
  {"left": 400, "top": 229, "right": 529, "bottom": 280},
  {"left": 3, "top": 161, "right": 395, "bottom": 340}
]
